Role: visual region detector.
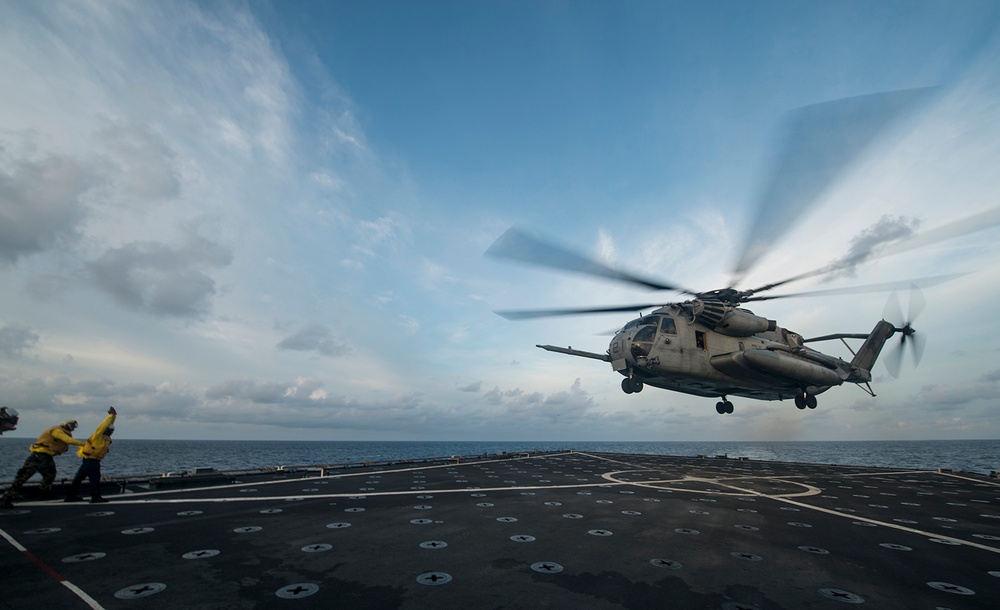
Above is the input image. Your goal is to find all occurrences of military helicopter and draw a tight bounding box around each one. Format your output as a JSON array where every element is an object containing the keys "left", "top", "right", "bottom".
[{"left": 485, "top": 90, "right": 999, "bottom": 414}]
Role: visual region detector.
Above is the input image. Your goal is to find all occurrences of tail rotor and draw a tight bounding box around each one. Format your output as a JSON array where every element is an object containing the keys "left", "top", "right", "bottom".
[{"left": 882, "top": 285, "right": 926, "bottom": 378}]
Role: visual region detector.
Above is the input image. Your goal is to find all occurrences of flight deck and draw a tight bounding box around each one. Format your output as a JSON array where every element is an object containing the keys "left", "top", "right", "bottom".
[{"left": 1, "top": 451, "right": 998, "bottom": 609}]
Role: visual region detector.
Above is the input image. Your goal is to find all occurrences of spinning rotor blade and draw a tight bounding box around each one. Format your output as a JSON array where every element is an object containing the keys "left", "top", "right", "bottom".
[
  {"left": 741, "top": 205, "right": 1000, "bottom": 299},
  {"left": 732, "top": 88, "right": 937, "bottom": 282},
  {"left": 882, "top": 284, "right": 926, "bottom": 378},
  {"left": 495, "top": 303, "right": 664, "bottom": 320},
  {"left": 486, "top": 227, "right": 696, "bottom": 294},
  {"left": 742, "top": 273, "right": 962, "bottom": 302}
]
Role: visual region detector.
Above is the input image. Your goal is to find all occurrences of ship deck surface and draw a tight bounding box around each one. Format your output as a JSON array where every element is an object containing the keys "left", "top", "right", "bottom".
[{"left": 1, "top": 450, "right": 999, "bottom": 609}]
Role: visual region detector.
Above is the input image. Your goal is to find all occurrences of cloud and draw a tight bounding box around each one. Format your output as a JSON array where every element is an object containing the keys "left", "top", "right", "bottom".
[
  {"left": 0, "top": 151, "right": 97, "bottom": 263},
  {"left": 0, "top": 373, "right": 199, "bottom": 419},
  {"left": 98, "top": 119, "right": 181, "bottom": 203},
  {"left": 202, "top": 376, "right": 433, "bottom": 431},
  {"left": 826, "top": 215, "right": 921, "bottom": 279},
  {"left": 459, "top": 381, "right": 482, "bottom": 393},
  {"left": 0, "top": 323, "right": 40, "bottom": 357},
  {"left": 276, "top": 325, "right": 349, "bottom": 358},
  {"left": 86, "top": 233, "right": 232, "bottom": 319},
  {"left": 484, "top": 378, "right": 596, "bottom": 423},
  {"left": 980, "top": 369, "right": 1000, "bottom": 382},
  {"left": 905, "top": 382, "right": 994, "bottom": 410}
]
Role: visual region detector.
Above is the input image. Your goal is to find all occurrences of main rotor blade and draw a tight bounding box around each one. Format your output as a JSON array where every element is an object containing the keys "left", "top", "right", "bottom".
[
  {"left": 486, "top": 227, "right": 695, "bottom": 294},
  {"left": 732, "top": 88, "right": 937, "bottom": 281},
  {"left": 742, "top": 274, "right": 963, "bottom": 302},
  {"left": 495, "top": 303, "right": 664, "bottom": 320},
  {"left": 743, "top": 205, "right": 1000, "bottom": 297}
]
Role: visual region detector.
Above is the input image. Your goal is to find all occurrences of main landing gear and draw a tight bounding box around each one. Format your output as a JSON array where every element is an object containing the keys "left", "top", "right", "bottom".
[
  {"left": 794, "top": 392, "right": 818, "bottom": 410},
  {"left": 715, "top": 397, "right": 734, "bottom": 414}
]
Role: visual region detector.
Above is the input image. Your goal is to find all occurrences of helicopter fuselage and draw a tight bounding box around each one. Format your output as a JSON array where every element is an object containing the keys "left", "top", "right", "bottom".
[{"left": 537, "top": 299, "right": 894, "bottom": 413}]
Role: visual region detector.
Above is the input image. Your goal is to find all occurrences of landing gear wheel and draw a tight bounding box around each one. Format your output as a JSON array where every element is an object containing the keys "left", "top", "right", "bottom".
[
  {"left": 621, "top": 377, "right": 643, "bottom": 394},
  {"left": 724, "top": 400, "right": 734, "bottom": 414},
  {"left": 794, "top": 394, "right": 806, "bottom": 410},
  {"left": 716, "top": 401, "right": 726, "bottom": 414},
  {"left": 805, "top": 394, "right": 817, "bottom": 409}
]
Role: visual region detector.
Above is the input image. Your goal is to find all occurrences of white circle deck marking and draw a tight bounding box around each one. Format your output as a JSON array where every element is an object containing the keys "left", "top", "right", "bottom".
[
  {"left": 63, "top": 552, "right": 106, "bottom": 563},
  {"left": 115, "top": 583, "right": 166, "bottom": 599},
  {"left": 182, "top": 549, "right": 220, "bottom": 559},
  {"left": 879, "top": 543, "right": 912, "bottom": 551},
  {"left": 531, "top": 562, "right": 563, "bottom": 573},
  {"left": 416, "top": 572, "right": 452, "bottom": 585},
  {"left": 818, "top": 588, "right": 864, "bottom": 603},
  {"left": 302, "top": 544, "right": 332, "bottom": 552},
  {"left": 276, "top": 583, "right": 319, "bottom": 599},
  {"left": 927, "top": 582, "right": 975, "bottom": 595}
]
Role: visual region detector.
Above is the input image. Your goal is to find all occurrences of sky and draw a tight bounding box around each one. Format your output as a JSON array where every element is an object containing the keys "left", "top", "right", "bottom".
[{"left": 2, "top": 0, "right": 1000, "bottom": 442}]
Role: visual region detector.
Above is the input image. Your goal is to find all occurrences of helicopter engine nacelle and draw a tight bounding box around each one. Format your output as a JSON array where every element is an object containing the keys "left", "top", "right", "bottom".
[{"left": 692, "top": 300, "right": 776, "bottom": 337}]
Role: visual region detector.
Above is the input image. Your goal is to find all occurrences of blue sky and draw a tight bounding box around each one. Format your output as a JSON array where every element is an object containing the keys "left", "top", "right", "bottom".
[{"left": 2, "top": 1, "right": 999, "bottom": 441}]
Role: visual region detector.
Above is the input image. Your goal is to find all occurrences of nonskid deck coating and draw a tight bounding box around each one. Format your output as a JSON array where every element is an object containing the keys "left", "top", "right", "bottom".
[{"left": 1, "top": 451, "right": 999, "bottom": 609}]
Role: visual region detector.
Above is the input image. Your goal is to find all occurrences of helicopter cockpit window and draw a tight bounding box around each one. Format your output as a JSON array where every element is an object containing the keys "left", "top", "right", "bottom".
[
  {"left": 659, "top": 317, "right": 676, "bottom": 334},
  {"left": 633, "top": 326, "right": 656, "bottom": 344},
  {"left": 623, "top": 319, "right": 640, "bottom": 331},
  {"left": 638, "top": 316, "right": 660, "bottom": 327}
]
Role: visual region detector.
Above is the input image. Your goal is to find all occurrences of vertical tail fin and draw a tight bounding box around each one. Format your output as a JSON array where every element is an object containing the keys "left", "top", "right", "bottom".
[{"left": 849, "top": 320, "right": 896, "bottom": 381}]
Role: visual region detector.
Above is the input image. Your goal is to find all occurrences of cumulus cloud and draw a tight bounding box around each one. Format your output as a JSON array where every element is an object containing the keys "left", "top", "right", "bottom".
[
  {"left": 0, "top": 373, "right": 199, "bottom": 419},
  {"left": 276, "top": 324, "right": 350, "bottom": 357},
  {"left": 0, "top": 151, "right": 96, "bottom": 263},
  {"left": 0, "top": 323, "right": 40, "bottom": 357},
  {"left": 484, "top": 378, "right": 596, "bottom": 423},
  {"left": 203, "top": 376, "right": 433, "bottom": 431},
  {"left": 87, "top": 233, "right": 232, "bottom": 319}
]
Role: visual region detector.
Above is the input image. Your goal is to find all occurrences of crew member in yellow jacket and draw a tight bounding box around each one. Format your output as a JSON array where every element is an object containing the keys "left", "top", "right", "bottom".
[
  {"left": 1, "top": 418, "right": 85, "bottom": 508},
  {"left": 65, "top": 407, "right": 117, "bottom": 504}
]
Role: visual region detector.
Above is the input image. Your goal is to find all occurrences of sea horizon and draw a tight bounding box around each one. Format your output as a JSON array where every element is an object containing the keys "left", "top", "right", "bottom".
[{"left": 2, "top": 438, "right": 998, "bottom": 479}]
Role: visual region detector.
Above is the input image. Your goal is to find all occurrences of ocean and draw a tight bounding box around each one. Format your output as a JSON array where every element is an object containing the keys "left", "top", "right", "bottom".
[{"left": 1, "top": 438, "right": 998, "bottom": 480}]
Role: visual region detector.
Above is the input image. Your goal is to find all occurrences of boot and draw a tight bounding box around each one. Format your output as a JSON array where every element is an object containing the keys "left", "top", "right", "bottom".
[{"left": 90, "top": 496, "right": 109, "bottom": 504}]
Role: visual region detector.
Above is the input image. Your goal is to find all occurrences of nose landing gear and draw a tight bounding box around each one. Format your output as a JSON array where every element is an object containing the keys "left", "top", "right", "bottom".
[
  {"left": 621, "top": 376, "right": 644, "bottom": 394},
  {"left": 715, "top": 397, "right": 734, "bottom": 414}
]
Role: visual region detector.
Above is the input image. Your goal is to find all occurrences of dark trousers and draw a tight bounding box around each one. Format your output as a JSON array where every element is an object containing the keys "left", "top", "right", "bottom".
[
  {"left": 3, "top": 453, "right": 57, "bottom": 500},
  {"left": 68, "top": 458, "right": 103, "bottom": 499}
]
